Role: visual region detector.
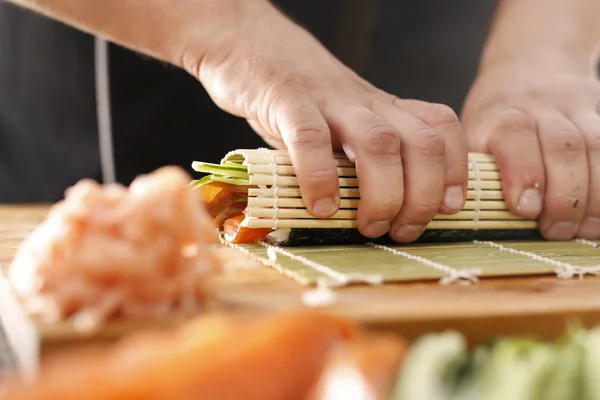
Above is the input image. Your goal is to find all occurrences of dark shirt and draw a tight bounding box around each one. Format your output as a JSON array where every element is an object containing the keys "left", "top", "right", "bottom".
[{"left": 0, "top": 0, "right": 496, "bottom": 202}]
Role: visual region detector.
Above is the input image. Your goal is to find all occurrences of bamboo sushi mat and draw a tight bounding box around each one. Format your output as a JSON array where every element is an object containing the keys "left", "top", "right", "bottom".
[
  {"left": 226, "top": 239, "right": 600, "bottom": 286},
  {"left": 209, "top": 149, "right": 538, "bottom": 230},
  {"left": 208, "top": 148, "right": 600, "bottom": 287}
]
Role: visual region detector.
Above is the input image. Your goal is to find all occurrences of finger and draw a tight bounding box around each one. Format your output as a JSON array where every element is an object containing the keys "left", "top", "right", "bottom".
[
  {"left": 393, "top": 99, "right": 468, "bottom": 214},
  {"left": 374, "top": 101, "right": 446, "bottom": 243},
  {"left": 326, "top": 106, "right": 404, "bottom": 238},
  {"left": 571, "top": 112, "right": 600, "bottom": 239},
  {"left": 464, "top": 108, "right": 545, "bottom": 220},
  {"left": 536, "top": 112, "right": 589, "bottom": 240},
  {"left": 274, "top": 92, "right": 340, "bottom": 218}
]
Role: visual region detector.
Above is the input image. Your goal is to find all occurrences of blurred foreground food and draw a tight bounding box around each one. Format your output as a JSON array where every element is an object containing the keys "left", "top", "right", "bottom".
[
  {"left": 7, "top": 166, "right": 222, "bottom": 332},
  {"left": 2, "top": 310, "right": 406, "bottom": 400}
]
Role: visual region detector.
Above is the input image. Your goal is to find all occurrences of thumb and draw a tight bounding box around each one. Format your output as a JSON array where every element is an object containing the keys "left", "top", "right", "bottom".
[{"left": 463, "top": 108, "right": 545, "bottom": 220}]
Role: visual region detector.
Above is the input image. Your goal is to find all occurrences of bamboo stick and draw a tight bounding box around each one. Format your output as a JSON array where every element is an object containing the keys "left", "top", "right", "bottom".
[
  {"left": 244, "top": 218, "right": 538, "bottom": 230},
  {"left": 249, "top": 175, "right": 360, "bottom": 187},
  {"left": 247, "top": 208, "right": 357, "bottom": 219},
  {"left": 242, "top": 155, "right": 356, "bottom": 167},
  {"left": 469, "top": 170, "right": 500, "bottom": 180},
  {"left": 248, "top": 188, "right": 363, "bottom": 198},
  {"left": 214, "top": 149, "right": 537, "bottom": 231},
  {"left": 247, "top": 198, "right": 510, "bottom": 211},
  {"left": 247, "top": 188, "right": 507, "bottom": 200},
  {"left": 246, "top": 208, "right": 524, "bottom": 220},
  {"left": 247, "top": 163, "right": 500, "bottom": 176},
  {"left": 249, "top": 175, "right": 503, "bottom": 190},
  {"left": 247, "top": 165, "right": 357, "bottom": 177},
  {"left": 226, "top": 150, "right": 500, "bottom": 169},
  {"left": 246, "top": 164, "right": 501, "bottom": 180}
]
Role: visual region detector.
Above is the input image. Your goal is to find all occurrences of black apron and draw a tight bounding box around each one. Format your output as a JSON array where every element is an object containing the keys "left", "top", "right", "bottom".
[{"left": 0, "top": 0, "right": 496, "bottom": 202}]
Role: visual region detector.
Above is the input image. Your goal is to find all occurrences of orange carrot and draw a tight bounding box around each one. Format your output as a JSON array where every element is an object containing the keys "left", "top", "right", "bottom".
[
  {"left": 4, "top": 311, "right": 357, "bottom": 400},
  {"left": 224, "top": 214, "right": 273, "bottom": 243}
]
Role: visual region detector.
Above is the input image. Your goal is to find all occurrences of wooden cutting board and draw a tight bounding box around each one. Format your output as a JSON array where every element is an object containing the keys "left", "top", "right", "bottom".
[{"left": 2, "top": 204, "right": 600, "bottom": 365}]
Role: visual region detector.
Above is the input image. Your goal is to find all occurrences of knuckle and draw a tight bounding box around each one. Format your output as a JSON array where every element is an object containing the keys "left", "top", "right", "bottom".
[
  {"left": 300, "top": 167, "right": 338, "bottom": 186},
  {"left": 544, "top": 128, "right": 586, "bottom": 160},
  {"left": 422, "top": 103, "right": 460, "bottom": 126},
  {"left": 413, "top": 127, "right": 446, "bottom": 157},
  {"left": 364, "top": 197, "right": 404, "bottom": 220},
  {"left": 404, "top": 201, "right": 440, "bottom": 222},
  {"left": 361, "top": 126, "right": 401, "bottom": 157},
  {"left": 286, "top": 121, "right": 330, "bottom": 148},
  {"left": 545, "top": 187, "right": 586, "bottom": 212},
  {"left": 488, "top": 109, "right": 537, "bottom": 134},
  {"left": 586, "top": 131, "right": 600, "bottom": 151},
  {"left": 579, "top": 120, "right": 600, "bottom": 151},
  {"left": 484, "top": 111, "right": 538, "bottom": 151}
]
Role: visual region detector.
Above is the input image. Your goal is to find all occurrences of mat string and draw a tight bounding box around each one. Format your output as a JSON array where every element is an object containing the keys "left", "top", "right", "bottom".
[
  {"left": 367, "top": 243, "right": 481, "bottom": 285},
  {"left": 468, "top": 153, "right": 482, "bottom": 230},
  {"left": 573, "top": 238, "right": 600, "bottom": 248},
  {"left": 261, "top": 242, "right": 383, "bottom": 286},
  {"left": 473, "top": 240, "right": 600, "bottom": 279},
  {"left": 260, "top": 241, "right": 383, "bottom": 307},
  {"left": 269, "top": 150, "right": 280, "bottom": 230}
]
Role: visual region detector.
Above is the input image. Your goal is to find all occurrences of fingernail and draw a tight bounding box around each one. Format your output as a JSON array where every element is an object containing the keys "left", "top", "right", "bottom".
[
  {"left": 312, "top": 197, "right": 338, "bottom": 218},
  {"left": 518, "top": 188, "right": 542, "bottom": 216},
  {"left": 443, "top": 186, "right": 464, "bottom": 210},
  {"left": 393, "top": 224, "right": 425, "bottom": 242},
  {"left": 363, "top": 220, "right": 391, "bottom": 238},
  {"left": 544, "top": 221, "right": 575, "bottom": 240},
  {"left": 578, "top": 217, "right": 600, "bottom": 239}
]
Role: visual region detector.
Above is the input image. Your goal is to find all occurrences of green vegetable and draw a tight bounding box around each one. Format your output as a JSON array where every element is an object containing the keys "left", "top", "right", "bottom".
[
  {"left": 191, "top": 161, "right": 249, "bottom": 179},
  {"left": 391, "top": 331, "right": 468, "bottom": 400},
  {"left": 391, "top": 324, "right": 600, "bottom": 400},
  {"left": 191, "top": 161, "right": 251, "bottom": 187},
  {"left": 475, "top": 338, "right": 555, "bottom": 400},
  {"left": 582, "top": 327, "right": 600, "bottom": 399}
]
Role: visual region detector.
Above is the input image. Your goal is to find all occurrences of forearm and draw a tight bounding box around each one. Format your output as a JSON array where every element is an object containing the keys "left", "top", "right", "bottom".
[
  {"left": 6, "top": 0, "right": 250, "bottom": 69},
  {"left": 481, "top": 0, "right": 600, "bottom": 73}
]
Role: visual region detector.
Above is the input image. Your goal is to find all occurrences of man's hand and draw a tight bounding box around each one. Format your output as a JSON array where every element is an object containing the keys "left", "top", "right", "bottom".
[
  {"left": 462, "top": 61, "right": 600, "bottom": 240},
  {"left": 6, "top": 0, "right": 468, "bottom": 242},
  {"left": 461, "top": 0, "right": 600, "bottom": 241},
  {"left": 188, "top": 0, "right": 468, "bottom": 242}
]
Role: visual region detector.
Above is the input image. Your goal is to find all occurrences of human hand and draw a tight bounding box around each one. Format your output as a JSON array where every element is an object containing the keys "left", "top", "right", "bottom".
[
  {"left": 185, "top": 0, "right": 468, "bottom": 242},
  {"left": 462, "top": 58, "right": 600, "bottom": 240}
]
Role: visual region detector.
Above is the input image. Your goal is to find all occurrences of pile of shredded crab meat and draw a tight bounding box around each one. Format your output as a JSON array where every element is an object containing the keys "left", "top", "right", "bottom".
[{"left": 8, "top": 166, "right": 222, "bottom": 332}]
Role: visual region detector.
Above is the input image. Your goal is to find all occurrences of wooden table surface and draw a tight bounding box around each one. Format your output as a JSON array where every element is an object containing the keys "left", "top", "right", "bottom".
[{"left": 2, "top": 204, "right": 600, "bottom": 346}]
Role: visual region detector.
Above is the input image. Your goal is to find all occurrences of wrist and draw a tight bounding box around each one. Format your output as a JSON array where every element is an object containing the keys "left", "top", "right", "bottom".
[
  {"left": 175, "top": 0, "right": 269, "bottom": 78},
  {"left": 479, "top": 0, "right": 600, "bottom": 78},
  {"left": 479, "top": 45, "right": 598, "bottom": 78}
]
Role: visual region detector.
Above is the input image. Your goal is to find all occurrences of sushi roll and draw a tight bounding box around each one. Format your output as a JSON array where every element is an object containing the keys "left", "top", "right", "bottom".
[{"left": 191, "top": 149, "right": 539, "bottom": 246}]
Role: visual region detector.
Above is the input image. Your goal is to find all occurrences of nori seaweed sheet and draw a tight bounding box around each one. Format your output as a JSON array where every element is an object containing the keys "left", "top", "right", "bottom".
[{"left": 275, "top": 228, "right": 542, "bottom": 247}]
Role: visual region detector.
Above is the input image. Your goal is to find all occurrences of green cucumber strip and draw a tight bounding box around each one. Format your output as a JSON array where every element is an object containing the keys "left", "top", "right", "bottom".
[
  {"left": 209, "top": 175, "right": 250, "bottom": 186},
  {"left": 222, "top": 161, "right": 246, "bottom": 169},
  {"left": 190, "top": 175, "right": 214, "bottom": 188},
  {"left": 190, "top": 174, "right": 250, "bottom": 188},
  {"left": 192, "top": 161, "right": 247, "bottom": 172},
  {"left": 191, "top": 161, "right": 249, "bottom": 180}
]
